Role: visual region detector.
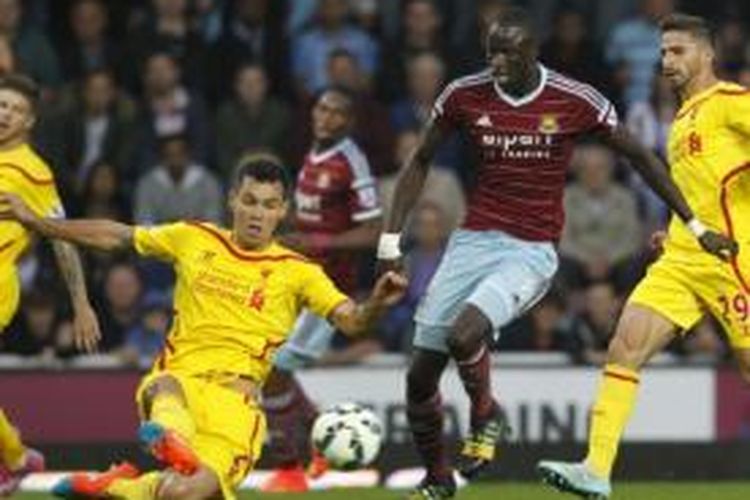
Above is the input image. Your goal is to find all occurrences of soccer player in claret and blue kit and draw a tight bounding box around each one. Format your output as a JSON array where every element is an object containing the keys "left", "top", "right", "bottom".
[{"left": 376, "top": 6, "right": 737, "bottom": 499}]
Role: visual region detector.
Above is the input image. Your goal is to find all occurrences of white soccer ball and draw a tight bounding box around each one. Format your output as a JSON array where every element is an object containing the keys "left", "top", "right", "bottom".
[{"left": 311, "top": 402, "right": 384, "bottom": 470}]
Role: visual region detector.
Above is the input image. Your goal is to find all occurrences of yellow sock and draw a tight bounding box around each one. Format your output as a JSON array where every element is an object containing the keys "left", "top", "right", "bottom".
[
  {"left": 149, "top": 393, "right": 195, "bottom": 443},
  {"left": 106, "top": 471, "right": 161, "bottom": 500},
  {"left": 585, "top": 364, "right": 640, "bottom": 479},
  {"left": 0, "top": 410, "right": 25, "bottom": 469}
]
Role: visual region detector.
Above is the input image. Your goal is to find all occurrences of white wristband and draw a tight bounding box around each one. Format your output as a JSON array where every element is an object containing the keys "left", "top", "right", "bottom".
[
  {"left": 687, "top": 218, "right": 708, "bottom": 238},
  {"left": 377, "top": 233, "right": 402, "bottom": 260}
]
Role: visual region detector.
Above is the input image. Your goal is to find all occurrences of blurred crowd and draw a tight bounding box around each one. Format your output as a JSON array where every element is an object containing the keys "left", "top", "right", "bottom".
[{"left": 1, "top": 0, "right": 748, "bottom": 367}]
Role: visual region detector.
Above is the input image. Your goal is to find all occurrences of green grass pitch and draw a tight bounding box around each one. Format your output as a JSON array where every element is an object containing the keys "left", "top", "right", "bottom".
[{"left": 14, "top": 483, "right": 750, "bottom": 499}]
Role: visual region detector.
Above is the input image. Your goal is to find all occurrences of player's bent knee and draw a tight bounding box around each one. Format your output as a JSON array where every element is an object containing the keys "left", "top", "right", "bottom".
[{"left": 447, "top": 306, "right": 491, "bottom": 359}]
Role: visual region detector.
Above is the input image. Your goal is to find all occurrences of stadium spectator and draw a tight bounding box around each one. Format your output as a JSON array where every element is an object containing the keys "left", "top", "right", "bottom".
[
  {"left": 379, "top": 130, "right": 465, "bottom": 228},
  {"left": 134, "top": 134, "right": 222, "bottom": 225},
  {"left": 60, "top": 0, "right": 120, "bottom": 83},
  {"left": 625, "top": 74, "right": 677, "bottom": 232},
  {"left": 1, "top": 289, "right": 60, "bottom": 360},
  {"left": 132, "top": 52, "right": 211, "bottom": 171},
  {"left": 390, "top": 51, "right": 461, "bottom": 170},
  {"left": 216, "top": 64, "right": 291, "bottom": 180},
  {"left": 680, "top": 318, "right": 729, "bottom": 363},
  {"left": 208, "top": 0, "right": 289, "bottom": 102},
  {"left": 559, "top": 144, "right": 642, "bottom": 291},
  {"left": 539, "top": 8, "right": 615, "bottom": 103},
  {"left": 125, "top": 0, "right": 207, "bottom": 91},
  {"left": 0, "top": 34, "right": 15, "bottom": 75},
  {"left": 119, "top": 290, "right": 170, "bottom": 368},
  {"left": 498, "top": 292, "right": 568, "bottom": 352},
  {"left": 715, "top": 19, "right": 748, "bottom": 79},
  {"left": 565, "top": 282, "right": 621, "bottom": 365},
  {"left": 97, "top": 261, "right": 143, "bottom": 351},
  {"left": 378, "top": 0, "right": 449, "bottom": 100},
  {"left": 80, "top": 162, "right": 130, "bottom": 220},
  {"left": 0, "top": 0, "right": 61, "bottom": 89},
  {"left": 380, "top": 201, "right": 450, "bottom": 352},
  {"left": 291, "top": 0, "right": 379, "bottom": 97},
  {"left": 605, "top": 0, "right": 674, "bottom": 106},
  {"left": 38, "top": 70, "right": 136, "bottom": 208}
]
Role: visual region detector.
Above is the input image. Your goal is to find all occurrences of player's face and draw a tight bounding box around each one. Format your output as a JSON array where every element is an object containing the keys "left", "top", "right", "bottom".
[
  {"left": 0, "top": 89, "right": 33, "bottom": 144},
  {"left": 661, "top": 31, "right": 712, "bottom": 90},
  {"left": 486, "top": 24, "right": 536, "bottom": 87},
  {"left": 229, "top": 178, "right": 288, "bottom": 249},
  {"left": 312, "top": 91, "right": 352, "bottom": 143}
]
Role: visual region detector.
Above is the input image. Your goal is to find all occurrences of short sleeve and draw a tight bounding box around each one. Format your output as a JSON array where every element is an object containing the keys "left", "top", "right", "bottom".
[
  {"left": 579, "top": 84, "right": 619, "bottom": 135},
  {"left": 345, "top": 147, "right": 382, "bottom": 223},
  {"left": 723, "top": 90, "right": 750, "bottom": 137},
  {"left": 133, "top": 222, "right": 188, "bottom": 261},
  {"left": 298, "top": 263, "right": 349, "bottom": 319},
  {"left": 431, "top": 82, "right": 461, "bottom": 131}
]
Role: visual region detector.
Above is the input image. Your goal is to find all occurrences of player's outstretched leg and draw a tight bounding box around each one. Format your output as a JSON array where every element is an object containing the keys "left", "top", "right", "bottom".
[
  {"left": 446, "top": 306, "right": 508, "bottom": 480},
  {"left": 0, "top": 409, "right": 45, "bottom": 496},
  {"left": 537, "top": 304, "right": 676, "bottom": 498},
  {"left": 52, "top": 462, "right": 145, "bottom": 499},
  {"left": 139, "top": 376, "right": 200, "bottom": 475},
  {"left": 405, "top": 349, "right": 456, "bottom": 500},
  {"left": 260, "top": 367, "right": 320, "bottom": 492}
]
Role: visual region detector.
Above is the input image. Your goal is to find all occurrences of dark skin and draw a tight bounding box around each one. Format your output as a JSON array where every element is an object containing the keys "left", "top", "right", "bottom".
[
  {"left": 383, "top": 21, "right": 737, "bottom": 261},
  {"left": 383, "top": 19, "right": 740, "bottom": 460}
]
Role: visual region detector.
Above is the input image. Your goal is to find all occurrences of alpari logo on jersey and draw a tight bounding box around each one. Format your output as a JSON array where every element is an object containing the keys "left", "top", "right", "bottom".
[{"left": 481, "top": 133, "right": 554, "bottom": 159}]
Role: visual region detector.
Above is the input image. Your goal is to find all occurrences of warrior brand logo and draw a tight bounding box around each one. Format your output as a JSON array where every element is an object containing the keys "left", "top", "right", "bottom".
[{"left": 481, "top": 133, "right": 554, "bottom": 159}]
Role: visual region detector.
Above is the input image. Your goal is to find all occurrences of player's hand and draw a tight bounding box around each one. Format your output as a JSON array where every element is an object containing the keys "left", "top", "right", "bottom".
[
  {"left": 371, "top": 270, "right": 408, "bottom": 307},
  {"left": 0, "top": 192, "right": 37, "bottom": 227},
  {"left": 375, "top": 257, "right": 404, "bottom": 279},
  {"left": 649, "top": 230, "right": 668, "bottom": 252},
  {"left": 698, "top": 231, "right": 739, "bottom": 261},
  {"left": 72, "top": 302, "right": 102, "bottom": 353}
]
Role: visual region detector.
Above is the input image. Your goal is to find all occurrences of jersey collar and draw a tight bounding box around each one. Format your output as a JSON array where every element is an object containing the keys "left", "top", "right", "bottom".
[
  {"left": 309, "top": 137, "right": 351, "bottom": 164},
  {"left": 677, "top": 81, "right": 723, "bottom": 116},
  {"left": 493, "top": 64, "right": 548, "bottom": 108}
]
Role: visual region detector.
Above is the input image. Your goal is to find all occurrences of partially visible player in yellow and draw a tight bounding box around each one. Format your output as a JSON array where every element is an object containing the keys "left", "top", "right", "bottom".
[
  {"left": 538, "top": 13, "right": 747, "bottom": 498},
  {"left": 0, "top": 74, "right": 100, "bottom": 496},
  {"left": 0, "top": 155, "right": 406, "bottom": 500}
]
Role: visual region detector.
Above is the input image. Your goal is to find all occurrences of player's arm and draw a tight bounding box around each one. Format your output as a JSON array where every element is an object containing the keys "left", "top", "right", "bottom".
[
  {"left": 329, "top": 271, "right": 407, "bottom": 336},
  {"left": 0, "top": 192, "right": 134, "bottom": 252},
  {"left": 377, "top": 118, "right": 446, "bottom": 262},
  {"left": 51, "top": 240, "right": 101, "bottom": 352},
  {"left": 600, "top": 126, "right": 738, "bottom": 260}
]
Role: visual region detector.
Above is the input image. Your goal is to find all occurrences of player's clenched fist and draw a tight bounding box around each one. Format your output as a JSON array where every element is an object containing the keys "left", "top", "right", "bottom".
[{"left": 698, "top": 230, "right": 739, "bottom": 261}]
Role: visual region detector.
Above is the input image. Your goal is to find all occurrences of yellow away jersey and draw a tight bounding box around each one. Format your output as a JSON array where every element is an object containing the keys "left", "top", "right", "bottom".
[
  {"left": 0, "top": 144, "right": 64, "bottom": 269},
  {"left": 133, "top": 221, "right": 349, "bottom": 382},
  {"left": 665, "top": 82, "right": 750, "bottom": 266}
]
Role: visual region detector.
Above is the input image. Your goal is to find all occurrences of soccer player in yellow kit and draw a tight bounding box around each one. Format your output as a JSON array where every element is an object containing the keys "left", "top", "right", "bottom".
[
  {"left": 0, "top": 156, "right": 406, "bottom": 500},
  {"left": 0, "top": 74, "right": 100, "bottom": 496},
  {"left": 538, "top": 13, "right": 748, "bottom": 498}
]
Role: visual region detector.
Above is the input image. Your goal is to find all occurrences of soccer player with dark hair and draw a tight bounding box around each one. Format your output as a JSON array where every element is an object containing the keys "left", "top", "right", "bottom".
[
  {"left": 0, "top": 156, "right": 405, "bottom": 500},
  {"left": 261, "top": 86, "right": 383, "bottom": 492},
  {"left": 0, "top": 73, "right": 101, "bottom": 495},
  {"left": 539, "top": 12, "right": 748, "bottom": 499},
  {"left": 376, "top": 7, "right": 737, "bottom": 499}
]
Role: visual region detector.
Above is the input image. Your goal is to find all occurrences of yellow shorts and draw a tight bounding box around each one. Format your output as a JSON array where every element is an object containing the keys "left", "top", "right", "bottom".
[
  {"left": 135, "top": 371, "right": 266, "bottom": 500},
  {"left": 0, "top": 268, "right": 20, "bottom": 331},
  {"left": 629, "top": 249, "right": 750, "bottom": 348}
]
